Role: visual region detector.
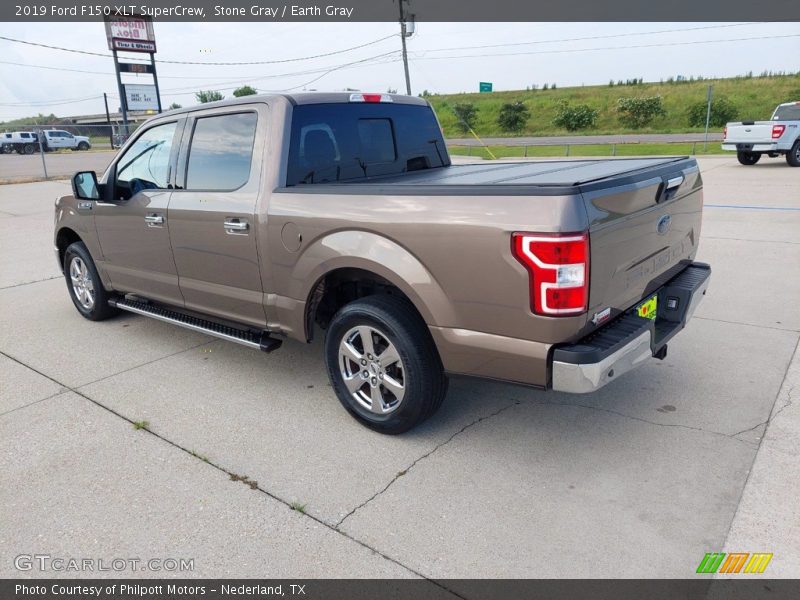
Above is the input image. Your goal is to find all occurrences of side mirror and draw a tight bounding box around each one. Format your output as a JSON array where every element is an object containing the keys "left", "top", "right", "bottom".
[{"left": 72, "top": 171, "right": 99, "bottom": 200}]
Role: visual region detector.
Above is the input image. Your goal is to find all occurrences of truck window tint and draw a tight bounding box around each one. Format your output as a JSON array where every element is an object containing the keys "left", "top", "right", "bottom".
[
  {"left": 287, "top": 103, "right": 448, "bottom": 185},
  {"left": 774, "top": 105, "right": 800, "bottom": 121},
  {"left": 357, "top": 119, "right": 396, "bottom": 164},
  {"left": 116, "top": 121, "right": 177, "bottom": 189},
  {"left": 185, "top": 112, "right": 257, "bottom": 191}
]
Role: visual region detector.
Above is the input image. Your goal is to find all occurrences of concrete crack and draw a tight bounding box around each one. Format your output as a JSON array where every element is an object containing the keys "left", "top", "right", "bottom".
[
  {"left": 0, "top": 349, "right": 466, "bottom": 598},
  {"left": 335, "top": 400, "right": 522, "bottom": 529},
  {"left": 730, "top": 385, "right": 795, "bottom": 439},
  {"left": 533, "top": 399, "right": 758, "bottom": 445}
]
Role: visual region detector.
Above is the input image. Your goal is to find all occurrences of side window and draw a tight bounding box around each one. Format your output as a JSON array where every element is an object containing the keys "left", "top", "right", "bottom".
[
  {"left": 116, "top": 121, "right": 177, "bottom": 189},
  {"left": 185, "top": 112, "right": 257, "bottom": 191}
]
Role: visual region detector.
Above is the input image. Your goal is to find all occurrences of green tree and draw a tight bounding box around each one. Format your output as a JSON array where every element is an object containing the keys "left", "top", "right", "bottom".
[
  {"left": 616, "top": 96, "right": 667, "bottom": 128},
  {"left": 232, "top": 85, "right": 257, "bottom": 97},
  {"left": 452, "top": 102, "right": 478, "bottom": 133},
  {"left": 497, "top": 101, "right": 530, "bottom": 133},
  {"left": 686, "top": 96, "right": 738, "bottom": 128},
  {"left": 552, "top": 100, "right": 599, "bottom": 131},
  {"left": 196, "top": 90, "right": 224, "bottom": 103},
  {"left": 168, "top": 102, "right": 182, "bottom": 110}
]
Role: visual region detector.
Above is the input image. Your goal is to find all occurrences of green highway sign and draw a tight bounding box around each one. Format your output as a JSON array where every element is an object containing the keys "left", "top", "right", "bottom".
[{"left": 479, "top": 82, "right": 493, "bottom": 93}]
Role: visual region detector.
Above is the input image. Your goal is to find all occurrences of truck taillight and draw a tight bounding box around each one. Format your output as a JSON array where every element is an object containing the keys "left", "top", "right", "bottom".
[
  {"left": 772, "top": 125, "right": 786, "bottom": 139},
  {"left": 512, "top": 232, "right": 589, "bottom": 316}
]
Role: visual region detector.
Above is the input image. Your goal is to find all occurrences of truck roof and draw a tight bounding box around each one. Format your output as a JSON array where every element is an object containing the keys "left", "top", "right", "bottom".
[{"left": 160, "top": 92, "right": 429, "bottom": 118}]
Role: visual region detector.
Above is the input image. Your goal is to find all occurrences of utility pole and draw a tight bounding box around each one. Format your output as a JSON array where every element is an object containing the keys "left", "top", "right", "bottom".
[
  {"left": 103, "top": 93, "right": 115, "bottom": 149},
  {"left": 150, "top": 52, "right": 162, "bottom": 113},
  {"left": 703, "top": 84, "right": 713, "bottom": 152},
  {"left": 112, "top": 49, "right": 129, "bottom": 137},
  {"left": 398, "top": 0, "right": 412, "bottom": 96}
]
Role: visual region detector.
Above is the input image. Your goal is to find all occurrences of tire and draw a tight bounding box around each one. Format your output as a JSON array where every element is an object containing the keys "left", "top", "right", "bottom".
[
  {"left": 23, "top": 143, "right": 35, "bottom": 155},
  {"left": 736, "top": 151, "right": 760, "bottom": 166},
  {"left": 786, "top": 140, "right": 800, "bottom": 167},
  {"left": 77, "top": 142, "right": 90, "bottom": 151},
  {"left": 324, "top": 294, "right": 447, "bottom": 434},
  {"left": 63, "top": 242, "right": 119, "bottom": 321}
]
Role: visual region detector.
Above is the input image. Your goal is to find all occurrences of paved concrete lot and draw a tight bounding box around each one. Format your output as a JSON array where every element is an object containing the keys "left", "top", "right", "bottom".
[
  {"left": 0, "top": 151, "right": 116, "bottom": 183},
  {"left": 0, "top": 156, "right": 798, "bottom": 581}
]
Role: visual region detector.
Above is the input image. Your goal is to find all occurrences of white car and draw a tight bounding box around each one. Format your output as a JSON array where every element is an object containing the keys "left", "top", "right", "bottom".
[
  {"left": 42, "top": 129, "right": 92, "bottom": 151},
  {"left": 722, "top": 101, "right": 800, "bottom": 166}
]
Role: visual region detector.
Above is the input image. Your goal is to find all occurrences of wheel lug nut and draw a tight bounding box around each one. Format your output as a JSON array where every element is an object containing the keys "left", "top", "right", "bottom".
[
  {"left": 360, "top": 359, "right": 367, "bottom": 366},
  {"left": 367, "top": 354, "right": 373, "bottom": 360},
  {"left": 371, "top": 377, "right": 377, "bottom": 385}
]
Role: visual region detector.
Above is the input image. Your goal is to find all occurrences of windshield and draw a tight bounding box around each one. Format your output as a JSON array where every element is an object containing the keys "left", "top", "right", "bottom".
[
  {"left": 286, "top": 103, "right": 449, "bottom": 186},
  {"left": 773, "top": 104, "right": 800, "bottom": 121}
]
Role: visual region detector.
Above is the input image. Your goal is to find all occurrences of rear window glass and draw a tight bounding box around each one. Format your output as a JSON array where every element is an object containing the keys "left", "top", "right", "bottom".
[
  {"left": 286, "top": 103, "right": 448, "bottom": 186},
  {"left": 773, "top": 104, "right": 800, "bottom": 121}
]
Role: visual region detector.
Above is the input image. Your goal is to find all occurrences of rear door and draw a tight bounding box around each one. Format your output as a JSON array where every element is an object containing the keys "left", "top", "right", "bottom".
[{"left": 168, "top": 104, "right": 267, "bottom": 328}]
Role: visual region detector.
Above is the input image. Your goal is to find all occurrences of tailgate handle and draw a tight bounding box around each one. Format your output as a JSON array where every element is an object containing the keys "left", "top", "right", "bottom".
[{"left": 666, "top": 175, "right": 684, "bottom": 190}]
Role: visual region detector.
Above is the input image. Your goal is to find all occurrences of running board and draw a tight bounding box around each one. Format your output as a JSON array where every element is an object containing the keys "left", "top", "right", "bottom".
[{"left": 110, "top": 298, "right": 282, "bottom": 353}]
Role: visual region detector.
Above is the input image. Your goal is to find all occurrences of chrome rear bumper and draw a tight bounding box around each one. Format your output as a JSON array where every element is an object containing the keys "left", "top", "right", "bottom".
[{"left": 552, "top": 262, "right": 711, "bottom": 394}]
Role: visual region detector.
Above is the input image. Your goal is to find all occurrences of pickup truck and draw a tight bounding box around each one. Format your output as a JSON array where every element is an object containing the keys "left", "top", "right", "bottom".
[
  {"left": 55, "top": 93, "right": 711, "bottom": 434},
  {"left": 42, "top": 129, "right": 92, "bottom": 151},
  {"left": 722, "top": 101, "right": 800, "bottom": 166}
]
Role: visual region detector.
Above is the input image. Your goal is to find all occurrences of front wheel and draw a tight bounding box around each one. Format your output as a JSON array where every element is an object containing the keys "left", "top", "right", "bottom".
[
  {"left": 23, "top": 143, "right": 35, "bottom": 155},
  {"left": 786, "top": 140, "right": 800, "bottom": 167},
  {"left": 324, "top": 295, "right": 447, "bottom": 434},
  {"left": 63, "top": 242, "right": 119, "bottom": 321},
  {"left": 737, "top": 151, "right": 760, "bottom": 166},
  {"left": 77, "top": 142, "right": 90, "bottom": 151}
]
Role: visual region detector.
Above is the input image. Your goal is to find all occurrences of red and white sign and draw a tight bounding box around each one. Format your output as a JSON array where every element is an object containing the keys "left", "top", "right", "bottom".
[{"left": 105, "top": 17, "right": 157, "bottom": 53}]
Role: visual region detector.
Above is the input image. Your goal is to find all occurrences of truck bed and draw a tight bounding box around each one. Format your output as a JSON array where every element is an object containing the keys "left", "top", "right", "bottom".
[{"left": 280, "top": 157, "right": 692, "bottom": 195}]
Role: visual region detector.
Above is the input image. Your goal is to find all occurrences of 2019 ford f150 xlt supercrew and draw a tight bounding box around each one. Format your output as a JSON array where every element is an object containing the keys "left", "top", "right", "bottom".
[{"left": 55, "top": 93, "right": 710, "bottom": 433}]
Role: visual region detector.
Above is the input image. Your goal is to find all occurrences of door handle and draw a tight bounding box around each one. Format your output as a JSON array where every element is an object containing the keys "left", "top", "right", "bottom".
[
  {"left": 224, "top": 219, "right": 249, "bottom": 234},
  {"left": 145, "top": 213, "right": 165, "bottom": 226}
]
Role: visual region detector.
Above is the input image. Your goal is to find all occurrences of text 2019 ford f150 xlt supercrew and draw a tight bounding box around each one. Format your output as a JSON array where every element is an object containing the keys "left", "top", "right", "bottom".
[{"left": 54, "top": 92, "right": 710, "bottom": 433}]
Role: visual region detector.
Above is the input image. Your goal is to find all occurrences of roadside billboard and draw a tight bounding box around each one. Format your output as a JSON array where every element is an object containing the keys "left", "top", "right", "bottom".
[
  {"left": 105, "top": 16, "right": 157, "bottom": 53},
  {"left": 124, "top": 84, "right": 159, "bottom": 110}
]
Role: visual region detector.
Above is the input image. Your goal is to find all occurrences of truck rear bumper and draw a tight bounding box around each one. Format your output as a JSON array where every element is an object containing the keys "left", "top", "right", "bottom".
[
  {"left": 551, "top": 262, "right": 711, "bottom": 394},
  {"left": 722, "top": 142, "right": 778, "bottom": 152}
]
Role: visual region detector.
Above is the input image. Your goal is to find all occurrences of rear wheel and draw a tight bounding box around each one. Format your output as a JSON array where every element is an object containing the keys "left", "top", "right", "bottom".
[
  {"left": 324, "top": 294, "right": 447, "bottom": 434},
  {"left": 737, "top": 151, "right": 760, "bottom": 165},
  {"left": 786, "top": 140, "right": 800, "bottom": 167},
  {"left": 63, "top": 242, "right": 119, "bottom": 321},
  {"left": 23, "top": 143, "right": 35, "bottom": 155}
]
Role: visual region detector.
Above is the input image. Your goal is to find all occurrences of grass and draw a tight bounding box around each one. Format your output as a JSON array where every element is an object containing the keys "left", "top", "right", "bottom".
[
  {"left": 132, "top": 420, "right": 149, "bottom": 430},
  {"left": 448, "top": 142, "right": 728, "bottom": 159},
  {"left": 429, "top": 74, "right": 800, "bottom": 138},
  {"left": 290, "top": 502, "right": 307, "bottom": 514}
]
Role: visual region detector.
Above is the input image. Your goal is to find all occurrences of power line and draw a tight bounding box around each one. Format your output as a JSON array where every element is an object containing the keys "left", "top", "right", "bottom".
[
  {"left": 413, "top": 34, "right": 800, "bottom": 61},
  {"left": 0, "top": 33, "right": 397, "bottom": 66},
  {"left": 0, "top": 95, "right": 104, "bottom": 107},
  {"left": 420, "top": 22, "right": 762, "bottom": 53},
  {"left": 160, "top": 50, "right": 401, "bottom": 95}
]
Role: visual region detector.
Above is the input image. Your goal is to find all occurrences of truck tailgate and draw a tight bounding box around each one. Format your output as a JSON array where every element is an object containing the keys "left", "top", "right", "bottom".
[
  {"left": 580, "top": 157, "right": 703, "bottom": 323},
  {"left": 725, "top": 122, "right": 774, "bottom": 142}
]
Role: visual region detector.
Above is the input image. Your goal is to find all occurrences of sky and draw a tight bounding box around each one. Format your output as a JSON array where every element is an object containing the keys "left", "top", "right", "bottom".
[{"left": 0, "top": 21, "right": 798, "bottom": 121}]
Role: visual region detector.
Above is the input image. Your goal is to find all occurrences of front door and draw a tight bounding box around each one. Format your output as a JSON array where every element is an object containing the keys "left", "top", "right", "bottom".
[
  {"left": 93, "top": 119, "right": 185, "bottom": 307},
  {"left": 168, "top": 107, "right": 266, "bottom": 328}
]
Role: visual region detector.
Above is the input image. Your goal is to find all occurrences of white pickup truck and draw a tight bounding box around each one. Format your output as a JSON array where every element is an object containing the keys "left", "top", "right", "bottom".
[
  {"left": 722, "top": 101, "right": 800, "bottom": 166},
  {"left": 42, "top": 129, "right": 92, "bottom": 151}
]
